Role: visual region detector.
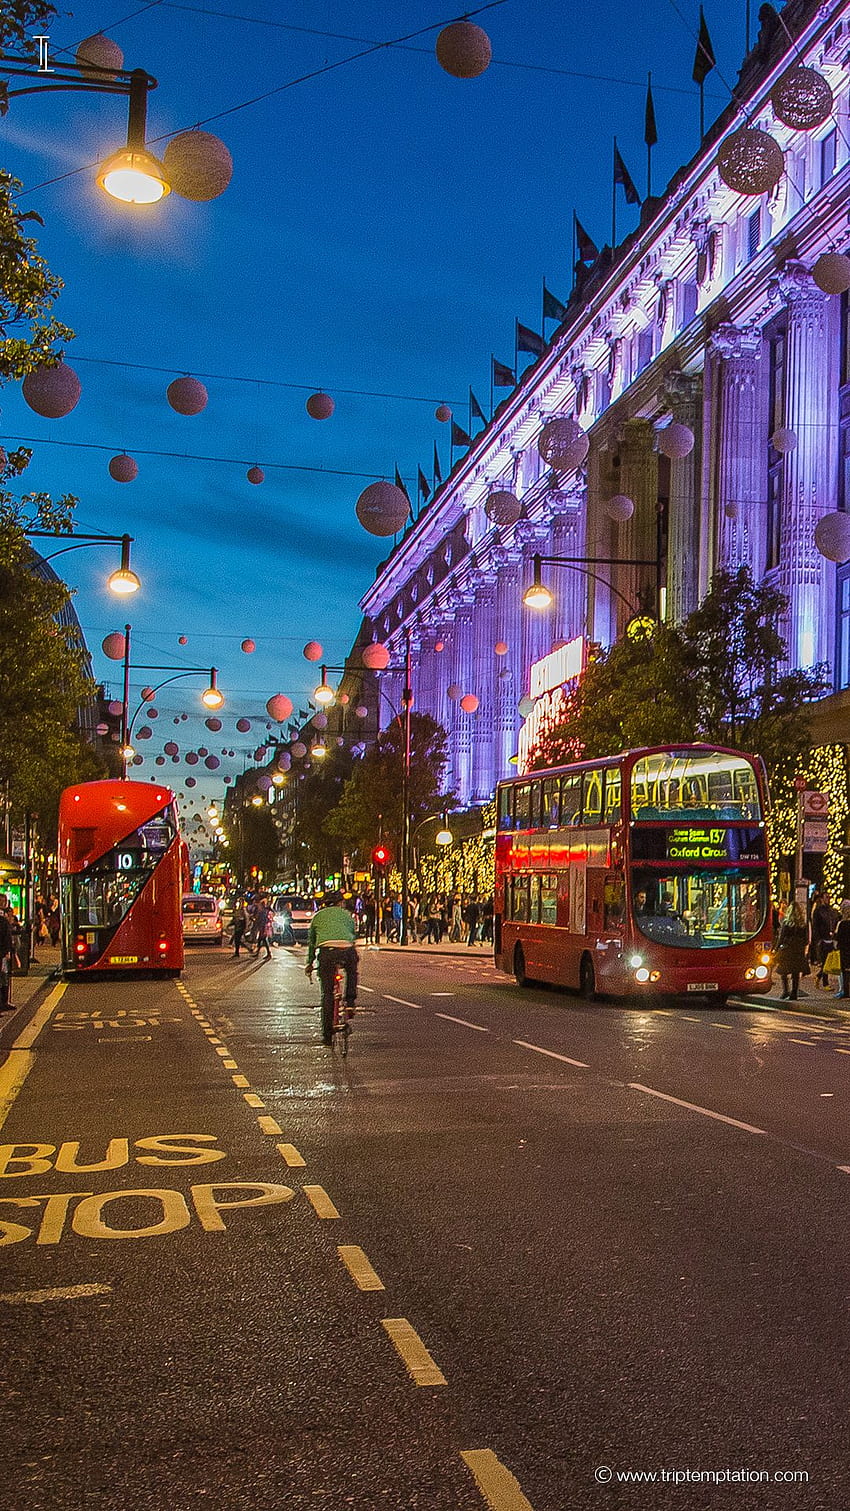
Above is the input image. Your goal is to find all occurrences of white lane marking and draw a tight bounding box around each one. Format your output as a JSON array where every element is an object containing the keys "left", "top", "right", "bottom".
[
  {"left": 837, "top": 1165, "right": 850, "bottom": 1174},
  {"left": 430, "top": 992, "right": 456, "bottom": 997},
  {"left": 384, "top": 995, "right": 421, "bottom": 1009},
  {"left": 435, "top": 1013, "right": 489, "bottom": 1032},
  {"left": 790, "top": 1039, "right": 815, "bottom": 1047},
  {"left": 358, "top": 985, "right": 375, "bottom": 993},
  {"left": 512, "top": 1040, "right": 589, "bottom": 1069},
  {"left": 681, "top": 1015, "right": 702, "bottom": 1022},
  {"left": 835, "top": 1048, "right": 850, "bottom": 1056},
  {"left": 711, "top": 1022, "right": 734, "bottom": 1030},
  {"left": 629, "top": 1082, "right": 766, "bottom": 1135},
  {"left": 0, "top": 1283, "right": 112, "bottom": 1305}
]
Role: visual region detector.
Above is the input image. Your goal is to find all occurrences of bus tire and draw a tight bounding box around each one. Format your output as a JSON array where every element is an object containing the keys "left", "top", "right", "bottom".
[
  {"left": 513, "top": 945, "right": 531, "bottom": 988},
  {"left": 579, "top": 955, "right": 596, "bottom": 1001}
]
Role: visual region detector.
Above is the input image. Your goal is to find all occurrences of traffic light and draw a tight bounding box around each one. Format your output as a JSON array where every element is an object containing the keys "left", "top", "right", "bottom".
[{"left": 371, "top": 843, "right": 391, "bottom": 869}]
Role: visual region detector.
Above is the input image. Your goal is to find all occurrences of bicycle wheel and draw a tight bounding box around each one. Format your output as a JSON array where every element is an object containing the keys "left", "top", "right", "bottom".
[
  {"left": 320, "top": 989, "right": 334, "bottom": 1045},
  {"left": 340, "top": 1020, "right": 350, "bottom": 1058}
]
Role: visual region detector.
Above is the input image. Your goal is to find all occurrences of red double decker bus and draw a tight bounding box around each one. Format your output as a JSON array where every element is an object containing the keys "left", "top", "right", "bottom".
[
  {"left": 495, "top": 745, "right": 773, "bottom": 1004},
  {"left": 58, "top": 780, "right": 187, "bottom": 975}
]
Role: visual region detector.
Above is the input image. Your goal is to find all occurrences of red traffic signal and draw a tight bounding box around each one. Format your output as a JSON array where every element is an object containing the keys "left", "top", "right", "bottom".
[{"left": 371, "top": 843, "right": 391, "bottom": 868}]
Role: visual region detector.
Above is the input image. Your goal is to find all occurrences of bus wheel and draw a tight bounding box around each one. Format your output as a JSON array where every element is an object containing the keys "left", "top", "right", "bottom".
[
  {"left": 579, "top": 956, "right": 596, "bottom": 1001},
  {"left": 513, "top": 945, "right": 531, "bottom": 987}
]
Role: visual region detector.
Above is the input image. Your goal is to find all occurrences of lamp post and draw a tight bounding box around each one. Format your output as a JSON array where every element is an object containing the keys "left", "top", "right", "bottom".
[
  {"left": 115, "top": 625, "right": 223, "bottom": 776},
  {"left": 26, "top": 530, "right": 140, "bottom": 595},
  {"left": 522, "top": 548, "right": 663, "bottom": 621}
]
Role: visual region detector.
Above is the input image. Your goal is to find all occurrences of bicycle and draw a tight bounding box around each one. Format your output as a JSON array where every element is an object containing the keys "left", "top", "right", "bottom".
[{"left": 327, "top": 965, "right": 351, "bottom": 1056}]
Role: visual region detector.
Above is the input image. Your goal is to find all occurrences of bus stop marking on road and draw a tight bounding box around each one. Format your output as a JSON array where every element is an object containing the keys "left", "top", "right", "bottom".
[
  {"left": 338, "top": 1244, "right": 383, "bottom": 1289},
  {"left": 381, "top": 1318, "right": 446, "bottom": 1385},
  {"left": 0, "top": 1283, "right": 112, "bottom": 1305},
  {"left": 304, "top": 1185, "right": 340, "bottom": 1219}
]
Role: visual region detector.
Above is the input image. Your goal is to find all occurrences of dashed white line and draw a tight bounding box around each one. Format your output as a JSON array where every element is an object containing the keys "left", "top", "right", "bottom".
[
  {"left": 384, "top": 995, "right": 421, "bottom": 1009},
  {"left": 629, "top": 1082, "right": 766, "bottom": 1135},
  {"left": 435, "top": 1013, "right": 489, "bottom": 1032},
  {"left": 512, "top": 1040, "right": 589, "bottom": 1069}
]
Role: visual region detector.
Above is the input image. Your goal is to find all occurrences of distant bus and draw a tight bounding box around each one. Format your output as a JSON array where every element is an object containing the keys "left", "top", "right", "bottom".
[
  {"left": 495, "top": 745, "right": 772, "bottom": 1003},
  {"left": 58, "top": 779, "right": 187, "bottom": 975}
]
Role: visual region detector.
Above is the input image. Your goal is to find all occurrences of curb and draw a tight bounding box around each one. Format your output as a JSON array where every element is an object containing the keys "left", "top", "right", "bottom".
[
  {"left": 728, "top": 993, "right": 850, "bottom": 1022},
  {"left": 0, "top": 971, "right": 61, "bottom": 1049}
]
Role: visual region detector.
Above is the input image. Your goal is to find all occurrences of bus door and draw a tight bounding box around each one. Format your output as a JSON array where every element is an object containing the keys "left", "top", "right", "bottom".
[{"left": 570, "top": 842, "right": 586, "bottom": 935}]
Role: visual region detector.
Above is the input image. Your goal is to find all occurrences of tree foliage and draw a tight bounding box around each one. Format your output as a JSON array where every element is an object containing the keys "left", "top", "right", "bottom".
[
  {"left": 325, "top": 713, "right": 451, "bottom": 862},
  {"left": 286, "top": 746, "right": 355, "bottom": 878}
]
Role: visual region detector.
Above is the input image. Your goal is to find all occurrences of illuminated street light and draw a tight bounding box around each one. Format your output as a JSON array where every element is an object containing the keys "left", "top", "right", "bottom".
[
  {"left": 311, "top": 740, "right": 328, "bottom": 758},
  {"left": 251, "top": 795, "right": 263, "bottom": 807},
  {"left": 107, "top": 536, "right": 141, "bottom": 595},
  {"left": 97, "top": 145, "right": 169, "bottom": 204},
  {"left": 435, "top": 819, "right": 454, "bottom": 847},
  {"left": 522, "top": 559, "right": 554, "bottom": 611},
  {"left": 313, "top": 666, "right": 336, "bottom": 706},
  {"left": 120, "top": 742, "right": 135, "bottom": 761},
  {"left": 201, "top": 670, "right": 224, "bottom": 710}
]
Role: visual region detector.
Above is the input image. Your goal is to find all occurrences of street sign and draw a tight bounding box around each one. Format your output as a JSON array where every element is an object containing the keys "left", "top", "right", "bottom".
[
  {"left": 802, "top": 790, "right": 830, "bottom": 817},
  {"left": 793, "top": 775, "right": 807, "bottom": 792},
  {"left": 803, "top": 819, "right": 829, "bottom": 852}
]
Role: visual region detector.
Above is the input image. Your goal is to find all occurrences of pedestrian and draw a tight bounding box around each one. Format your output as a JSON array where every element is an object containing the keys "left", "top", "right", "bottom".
[
  {"left": 480, "top": 896, "right": 494, "bottom": 944},
  {"left": 253, "top": 896, "right": 273, "bottom": 960},
  {"left": 427, "top": 896, "right": 441, "bottom": 944},
  {"left": 391, "top": 895, "right": 402, "bottom": 942},
  {"left": 230, "top": 898, "right": 247, "bottom": 957},
  {"left": 277, "top": 899, "right": 296, "bottom": 947},
  {"left": 47, "top": 897, "right": 61, "bottom": 947},
  {"left": 775, "top": 901, "right": 808, "bottom": 1000},
  {"left": 0, "top": 903, "right": 15, "bottom": 1012},
  {"left": 465, "top": 896, "right": 480, "bottom": 947},
  {"left": 449, "top": 894, "right": 463, "bottom": 943},
  {"left": 809, "top": 889, "right": 838, "bottom": 988},
  {"left": 363, "top": 892, "right": 376, "bottom": 944},
  {"left": 835, "top": 900, "right": 850, "bottom": 999}
]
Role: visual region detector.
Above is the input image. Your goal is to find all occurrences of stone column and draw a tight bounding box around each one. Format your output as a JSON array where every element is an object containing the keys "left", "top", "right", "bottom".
[
  {"left": 706, "top": 323, "right": 765, "bottom": 583},
  {"left": 664, "top": 372, "right": 702, "bottom": 623},
  {"left": 548, "top": 482, "right": 588, "bottom": 645},
  {"left": 585, "top": 439, "right": 616, "bottom": 649},
  {"left": 469, "top": 572, "right": 498, "bottom": 803},
  {"left": 778, "top": 261, "right": 839, "bottom": 670},
  {"left": 492, "top": 552, "right": 523, "bottom": 782},
  {"left": 521, "top": 530, "right": 554, "bottom": 688},
  {"left": 615, "top": 417, "right": 658, "bottom": 636},
  {"left": 447, "top": 598, "right": 475, "bottom": 805}
]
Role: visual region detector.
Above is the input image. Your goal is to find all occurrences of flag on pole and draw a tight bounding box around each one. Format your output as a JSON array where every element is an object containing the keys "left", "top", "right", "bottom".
[
  {"left": 492, "top": 356, "right": 515, "bottom": 387},
  {"left": 469, "top": 387, "right": 487, "bottom": 426},
  {"left": 644, "top": 74, "right": 657, "bottom": 148},
  {"left": 613, "top": 141, "right": 641, "bottom": 205},
  {"left": 394, "top": 466, "right": 410, "bottom": 503},
  {"left": 433, "top": 441, "right": 442, "bottom": 487},
  {"left": 418, "top": 466, "right": 430, "bottom": 504},
  {"left": 574, "top": 215, "right": 599, "bottom": 264},
  {"left": 516, "top": 320, "right": 546, "bottom": 357},
  {"left": 451, "top": 419, "right": 471, "bottom": 450},
  {"left": 692, "top": 6, "right": 716, "bottom": 84},
  {"left": 543, "top": 283, "right": 569, "bottom": 325}
]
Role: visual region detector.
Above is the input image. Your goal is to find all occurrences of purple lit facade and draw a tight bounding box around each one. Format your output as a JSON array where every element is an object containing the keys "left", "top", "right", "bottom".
[{"left": 361, "top": 0, "right": 850, "bottom": 806}]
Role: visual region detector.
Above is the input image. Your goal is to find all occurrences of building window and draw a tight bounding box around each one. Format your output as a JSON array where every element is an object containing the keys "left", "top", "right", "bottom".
[
  {"left": 766, "top": 323, "right": 787, "bottom": 572},
  {"left": 840, "top": 424, "right": 850, "bottom": 512},
  {"left": 841, "top": 292, "right": 850, "bottom": 387},
  {"left": 747, "top": 208, "right": 761, "bottom": 262},
  {"left": 680, "top": 281, "right": 698, "bottom": 327},
  {"left": 836, "top": 567, "right": 850, "bottom": 689},
  {"left": 636, "top": 327, "right": 654, "bottom": 374},
  {"left": 820, "top": 129, "right": 837, "bottom": 186}
]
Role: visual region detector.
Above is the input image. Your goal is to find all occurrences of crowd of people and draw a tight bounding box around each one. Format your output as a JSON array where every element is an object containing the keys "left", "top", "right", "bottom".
[
  {"left": 347, "top": 890, "right": 494, "bottom": 946},
  {"left": 773, "top": 889, "right": 850, "bottom": 1000}
]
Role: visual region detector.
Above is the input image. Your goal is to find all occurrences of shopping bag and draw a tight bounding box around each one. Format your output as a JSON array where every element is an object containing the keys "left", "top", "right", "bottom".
[{"left": 823, "top": 949, "right": 841, "bottom": 975}]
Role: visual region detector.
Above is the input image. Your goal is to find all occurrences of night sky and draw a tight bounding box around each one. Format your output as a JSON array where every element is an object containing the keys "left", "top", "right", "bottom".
[{"left": 3, "top": 0, "right": 751, "bottom": 827}]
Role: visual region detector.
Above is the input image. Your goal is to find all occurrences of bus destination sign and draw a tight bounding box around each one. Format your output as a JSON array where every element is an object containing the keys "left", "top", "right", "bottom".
[{"left": 668, "top": 827, "right": 727, "bottom": 861}]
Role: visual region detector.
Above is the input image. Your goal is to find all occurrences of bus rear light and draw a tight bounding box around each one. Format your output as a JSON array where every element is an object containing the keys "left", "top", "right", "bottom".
[
  {"left": 158, "top": 939, "right": 168, "bottom": 953},
  {"left": 628, "top": 954, "right": 644, "bottom": 969},
  {"left": 649, "top": 970, "right": 661, "bottom": 983},
  {"left": 75, "top": 938, "right": 86, "bottom": 955}
]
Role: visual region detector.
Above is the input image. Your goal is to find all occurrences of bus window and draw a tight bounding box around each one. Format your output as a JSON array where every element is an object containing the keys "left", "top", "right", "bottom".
[
  {"left": 528, "top": 781, "right": 543, "bottom": 830},
  {"left": 561, "top": 773, "right": 581, "bottom": 824},
  {"left": 604, "top": 767, "right": 621, "bottom": 823},
  {"left": 515, "top": 784, "right": 531, "bottom": 831},
  {"left": 631, "top": 751, "right": 761, "bottom": 820},
  {"left": 529, "top": 875, "right": 542, "bottom": 923},
  {"left": 541, "top": 874, "right": 558, "bottom": 925},
  {"left": 603, "top": 873, "right": 625, "bottom": 931},
  {"left": 542, "top": 778, "right": 560, "bottom": 829},
  {"left": 510, "top": 876, "right": 530, "bottom": 922},
  {"left": 582, "top": 768, "right": 603, "bottom": 824},
  {"left": 498, "top": 785, "right": 514, "bottom": 832}
]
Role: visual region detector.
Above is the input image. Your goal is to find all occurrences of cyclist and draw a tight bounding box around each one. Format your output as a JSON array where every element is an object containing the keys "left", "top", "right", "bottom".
[{"left": 305, "top": 892, "right": 358, "bottom": 1045}]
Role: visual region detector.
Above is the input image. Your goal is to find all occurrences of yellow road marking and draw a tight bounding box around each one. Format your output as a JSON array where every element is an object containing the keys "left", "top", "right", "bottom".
[
  {"left": 381, "top": 1317, "right": 446, "bottom": 1384},
  {"left": 835, "top": 1048, "right": 850, "bottom": 1055},
  {"left": 214, "top": 1047, "right": 230, "bottom": 1057},
  {"left": 337, "top": 1243, "right": 382, "bottom": 1287},
  {"left": 243, "top": 1093, "right": 265, "bottom": 1108},
  {"left": 257, "top": 1115, "right": 283, "bottom": 1135},
  {"left": 276, "top": 1143, "right": 306, "bottom": 1167},
  {"left": 0, "top": 1283, "right": 112, "bottom": 1305},
  {"left": 223, "top": 1058, "right": 238, "bottom": 1069},
  {"left": 460, "top": 1449, "right": 535, "bottom": 1510},
  {"left": 208, "top": 1036, "right": 223, "bottom": 1045},
  {"left": 0, "top": 1050, "right": 36, "bottom": 1134},
  {"left": 790, "top": 1038, "right": 814, "bottom": 1047},
  {"left": 232, "top": 1074, "right": 250, "bottom": 1087},
  {"left": 13, "top": 982, "right": 66, "bottom": 1050},
  {"left": 304, "top": 1185, "right": 340, "bottom": 1219}
]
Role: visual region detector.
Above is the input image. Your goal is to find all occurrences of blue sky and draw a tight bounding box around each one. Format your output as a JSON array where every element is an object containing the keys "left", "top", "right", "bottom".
[{"left": 3, "top": 0, "right": 751, "bottom": 820}]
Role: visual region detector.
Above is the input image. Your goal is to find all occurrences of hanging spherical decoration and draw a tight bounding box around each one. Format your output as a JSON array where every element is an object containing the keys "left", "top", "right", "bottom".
[
  {"left": 770, "top": 66, "right": 833, "bottom": 131},
  {"left": 494, "top": 641, "right": 508, "bottom": 656},
  {"left": 362, "top": 641, "right": 390, "bottom": 670},
  {"left": 656, "top": 423, "right": 695, "bottom": 459},
  {"left": 236, "top": 717, "right": 251, "bottom": 733},
  {"left": 96, "top": 722, "right": 109, "bottom": 736},
  {"left": 198, "top": 747, "right": 208, "bottom": 757},
  {"left": 724, "top": 501, "right": 739, "bottom": 519},
  {"left": 108, "top": 700, "right": 124, "bottom": 716},
  {"left": 537, "top": 416, "right": 589, "bottom": 470},
  {"left": 167, "top": 375, "right": 208, "bottom": 415},
  {"left": 266, "top": 693, "right": 294, "bottom": 722},
  {"left": 355, "top": 705, "right": 368, "bottom": 719},
  {"left": 435, "top": 404, "right": 452, "bottom": 423},
  {"left": 162, "top": 130, "right": 233, "bottom": 201},
  {"left": 177, "top": 636, "right": 187, "bottom": 647},
  {"left": 224, "top": 775, "right": 232, "bottom": 785},
  {"left": 173, "top": 717, "right": 180, "bottom": 725},
  {"left": 101, "top": 632, "right": 126, "bottom": 661},
  {"left": 447, "top": 683, "right": 462, "bottom": 701},
  {"left": 606, "top": 493, "right": 635, "bottom": 521},
  {"left": 278, "top": 752, "right": 291, "bottom": 770},
  {"left": 246, "top": 466, "right": 265, "bottom": 485},
  {"left": 812, "top": 251, "right": 850, "bottom": 295},
  {"left": 164, "top": 741, "right": 179, "bottom": 756},
  {"left": 155, "top": 755, "right": 166, "bottom": 766},
  {"left": 241, "top": 639, "right": 256, "bottom": 654},
  {"left": 205, "top": 754, "right": 221, "bottom": 770},
  {"left": 141, "top": 686, "right": 155, "bottom": 701},
  {"left": 181, "top": 713, "right": 188, "bottom": 721},
  {"left": 435, "top": 20, "right": 492, "bottom": 77},
  {"left": 355, "top": 480, "right": 410, "bottom": 537},
  {"left": 771, "top": 427, "right": 798, "bottom": 454},
  {"left": 312, "top": 711, "right": 328, "bottom": 730},
  {"left": 205, "top": 716, "right": 222, "bottom": 731},
  {"left": 186, "top": 751, "right": 199, "bottom": 765},
  {"left": 254, "top": 745, "right": 268, "bottom": 760},
  {"left": 485, "top": 488, "right": 522, "bottom": 527},
  {"left": 137, "top": 726, "right": 152, "bottom": 741},
  {"left": 815, "top": 511, "right": 850, "bottom": 562},
  {"left": 716, "top": 127, "right": 784, "bottom": 196},
  {"left": 460, "top": 693, "right": 480, "bottom": 713},
  {"left": 306, "top": 391, "right": 334, "bottom": 420},
  {"left": 132, "top": 755, "right": 144, "bottom": 767},
  {"left": 186, "top": 776, "right": 196, "bottom": 788},
  {"left": 22, "top": 362, "right": 81, "bottom": 418},
  {"left": 148, "top": 707, "right": 159, "bottom": 720},
  {"left": 339, "top": 692, "right": 350, "bottom": 706},
  {"left": 303, "top": 640, "right": 323, "bottom": 662},
  {"left": 76, "top": 32, "right": 124, "bottom": 73},
  {"left": 108, "top": 452, "right": 138, "bottom": 483},
  {"left": 518, "top": 696, "right": 535, "bottom": 718},
  {"left": 291, "top": 741, "right": 307, "bottom": 759}
]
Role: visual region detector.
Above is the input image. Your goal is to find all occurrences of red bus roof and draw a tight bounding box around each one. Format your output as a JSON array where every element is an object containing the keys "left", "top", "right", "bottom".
[
  {"left": 498, "top": 743, "right": 763, "bottom": 785},
  {"left": 58, "top": 779, "right": 177, "bottom": 873}
]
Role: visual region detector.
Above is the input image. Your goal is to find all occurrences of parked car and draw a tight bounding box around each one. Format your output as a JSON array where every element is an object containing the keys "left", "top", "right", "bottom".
[{"left": 181, "top": 893, "right": 223, "bottom": 944}]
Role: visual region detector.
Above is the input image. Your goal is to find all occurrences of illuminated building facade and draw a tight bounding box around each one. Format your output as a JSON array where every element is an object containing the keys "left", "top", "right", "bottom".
[{"left": 360, "top": 0, "right": 850, "bottom": 806}]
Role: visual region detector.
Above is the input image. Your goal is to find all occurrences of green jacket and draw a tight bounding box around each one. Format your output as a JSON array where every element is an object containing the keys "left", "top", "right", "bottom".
[{"left": 306, "top": 906, "right": 356, "bottom": 968}]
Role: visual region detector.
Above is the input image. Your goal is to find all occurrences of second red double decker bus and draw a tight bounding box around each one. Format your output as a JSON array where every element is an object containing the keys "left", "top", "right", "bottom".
[
  {"left": 495, "top": 744, "right": 773, "bottom": 1004},
  {"left": 58, "top": 779, "right": 187, "bottom": 975}
]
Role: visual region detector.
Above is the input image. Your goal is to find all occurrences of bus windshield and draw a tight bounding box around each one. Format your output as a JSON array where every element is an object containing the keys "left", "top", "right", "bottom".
[
  {"left": 631, "top": 751, "right": 761, "bottom": 821},
  {"left": 70, "top": 813, "right": 177, "bottom": 932},
  {"left": 632, "top": 870, "right": 768, "bottom": 948}
]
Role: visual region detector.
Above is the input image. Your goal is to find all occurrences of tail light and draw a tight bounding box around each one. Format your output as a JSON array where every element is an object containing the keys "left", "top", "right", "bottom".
[
  {"left": 75, "top": 938, "right": 86, "bottom": 956},
  {"left": 158, "top": 938, "right": 168, "bottom": 954}
]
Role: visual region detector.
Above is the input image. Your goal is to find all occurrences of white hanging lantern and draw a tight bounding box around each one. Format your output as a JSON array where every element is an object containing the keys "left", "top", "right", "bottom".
[
  {"left": 771, "top": 427, "right": 797, "bottom": 454},
  {"left": 435, "top": 21, "right": 492, "bottom": 78},
  {"left": 606, "top": 493, "right": 635, "bottom": 521},
  {"left": 717, "top": 127, "right": 783, "bottom": 196},
  {"left": 355, "top": 480, "right": 410, "bottom": 537},
  {"left": 76, "top": 33, "right": 124, "bottom": 73},
  {"left": 306, "top": 391, "right": 334, "bottom": 420},
  {"left": 485, "top": 488, "right": 521, "bottom": 527},
  {"left": 815, "top": 511, "right": 850, "bottom": 563},
  {"left": 812, "top": 252, "right": 850, "bottom": 295},
  {"left": 770, "top": 66, "right": 833, "bottom": 131},
  {"left": 312, "top": 712, "right": 328, "bottom": 730},
  {"left": 167, "top": 375, "right": 208, "bottom": 415},
  {"left": 22, "top": 362, "right": 81, "bottom": 418},
  {"left": 656, "top": 423, "right": 695, "bottom": 459},
  {"left": 162, "top": 130, "right": 233, "bottom": 201},
  {"left": 108, "top": 452, "right": 138, "bottom": 482},
  {"left": 537, "top": 416, "right": 589, "bottom": 470}
]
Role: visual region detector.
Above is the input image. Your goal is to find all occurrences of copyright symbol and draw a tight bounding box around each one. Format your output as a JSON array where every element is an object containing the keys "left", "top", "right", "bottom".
[{"left": 595, "top": 1466, "right": 613, "bottom": 1484}]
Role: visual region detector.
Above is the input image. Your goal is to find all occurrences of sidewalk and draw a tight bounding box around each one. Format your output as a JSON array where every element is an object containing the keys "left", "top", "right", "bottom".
[{"left": 4, "top": 944, "right": 61, "bottom": 1018}]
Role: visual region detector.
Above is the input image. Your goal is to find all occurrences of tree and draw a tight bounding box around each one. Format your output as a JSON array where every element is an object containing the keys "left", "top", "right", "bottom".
[
  {"left": 287, "top": 746, "right": 355, "bottom": 879},
  {"left": 325, "top": 714, "right": 451, "bottom": 862}
]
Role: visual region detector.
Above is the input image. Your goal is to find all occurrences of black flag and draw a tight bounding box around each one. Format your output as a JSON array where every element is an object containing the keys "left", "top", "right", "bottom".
[
  {"left": 574, "top": 215, "right": 599, "bottom": 263},
  {"left": 469, "top": 387, "right": 487, "bottom": 425},
  {"left": 417, "top": 466, "right": 430, "bottom": 503},
  {"left": 516, "top": 320, "right": 546, "bottom": 357},
  {"left": 613, "top": 141, "right": 641, "bottom": 205},
  {"left": 433, "top": 441, "right": 442, "bottom": 486},
  {"left": 451, "top": 419, "right": 471, "bottom": 450},
  {"left": 692, "top": 6, "right": 716, "bottom": 84},
  {"left": 644, "top": 74, "right": 657, "bottom": 148},
  {"left": 543, "top": 283, "right": 569, "bottom": 325},
  {"left": 492, "top": 356, "right": 515, "bottom": 387},
  {"left": 394, "top": 466, "right": 410, "bottom": 503}
]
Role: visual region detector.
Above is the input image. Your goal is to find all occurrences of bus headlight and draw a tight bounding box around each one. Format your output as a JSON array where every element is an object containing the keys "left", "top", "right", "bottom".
[
  {"left": 759, "top": 952, "right": 772, "bottom": 966},
  {"left": 628, "top": 954, "right": 643, "bottom": 969},
  {"left": 755, "top": 964, "right": 769, "bottom": 980},
  {"left": 635, "top": 966, "right": 650, "bottom": 983}
]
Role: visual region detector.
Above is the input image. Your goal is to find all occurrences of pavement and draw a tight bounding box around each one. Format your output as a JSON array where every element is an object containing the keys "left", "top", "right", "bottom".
[{"left": 2, "top": 943, "right": 61, "bottom": 1021}]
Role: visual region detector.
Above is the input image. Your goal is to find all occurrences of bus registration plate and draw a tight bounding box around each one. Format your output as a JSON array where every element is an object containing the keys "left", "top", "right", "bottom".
[
  {"left": 688, "top": 982, "right": 718, "bottom": 992},
  {"left": 109, "top": 955, "right": 138, "bottom": 964}
]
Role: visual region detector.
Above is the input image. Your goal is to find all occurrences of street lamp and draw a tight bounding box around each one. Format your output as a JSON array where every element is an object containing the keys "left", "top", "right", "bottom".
[
  {"left": 115, "top": 623, "right": 225, "bottom": 776},
  {"left": 201, "top": 670, "right": 224, "bottom": 710},
  {"left": 27, "top": 530, "right": 140, "bottom": 596},
  {"left": 523, "top": 551, "right": 662, "bottom": 620},
  {"left": 313, "top": 667, "right": 337, "bottom": 706}
]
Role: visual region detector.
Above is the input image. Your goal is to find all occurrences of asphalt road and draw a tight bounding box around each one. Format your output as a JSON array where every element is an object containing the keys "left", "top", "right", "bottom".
[{"left": 0, "top": 941, "right": 847, "bottom": 1510}]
